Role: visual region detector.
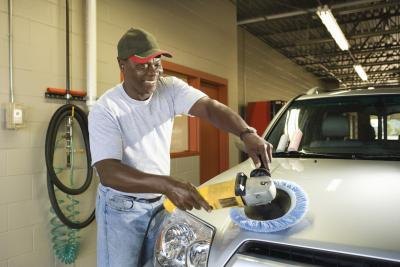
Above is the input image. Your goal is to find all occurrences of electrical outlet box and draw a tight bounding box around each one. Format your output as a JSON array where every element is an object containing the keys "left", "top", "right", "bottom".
[{"left": 5, "top": 102, "right": 25, "bottom": 129}]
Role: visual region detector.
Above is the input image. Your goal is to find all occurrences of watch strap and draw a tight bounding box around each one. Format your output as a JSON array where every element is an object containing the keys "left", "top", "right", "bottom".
[{"left": 239, "top": 127, "right": 257, "bottom": 140}]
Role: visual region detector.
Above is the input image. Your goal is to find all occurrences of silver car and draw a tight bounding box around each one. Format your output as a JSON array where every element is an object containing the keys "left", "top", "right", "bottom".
[{"left": 154, "top": 88, "right": 400, "bottom": 266}]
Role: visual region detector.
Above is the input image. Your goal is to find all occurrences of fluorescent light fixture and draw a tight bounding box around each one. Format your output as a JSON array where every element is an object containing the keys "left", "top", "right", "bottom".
[
  {"left": 316, "top": 5, "right": 350, "bottom": 51},
  {"left": 353, "top": 64, "right": 368, "bottom": 81}
]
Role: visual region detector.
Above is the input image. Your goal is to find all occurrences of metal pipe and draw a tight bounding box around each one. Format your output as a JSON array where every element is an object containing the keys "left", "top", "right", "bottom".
[
  {"left": 280, "top": 27, "right": 400, "bottom": 48},
  {"left": 8, "top": 0, "right": 14, "bottom": 103},
  {"left": 66, "top": 0, "right": 71, "bottom": 103},
  {"left": 291, "top": 45, "right": 400, "bottom": 58},
  {"left": 86, "top": 0, "right": 97, "bottom": 111},
  {"left": 237, "top": 0, "right": 384, "bottom": 25},
  {"left": 329, "top": 59, "right": 400, "bottom": 69}
]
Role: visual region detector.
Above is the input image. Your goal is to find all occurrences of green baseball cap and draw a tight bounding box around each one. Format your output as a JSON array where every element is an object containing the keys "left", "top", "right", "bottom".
[{"left": 117, "top": 28, "right": 172, "bottom": 63}]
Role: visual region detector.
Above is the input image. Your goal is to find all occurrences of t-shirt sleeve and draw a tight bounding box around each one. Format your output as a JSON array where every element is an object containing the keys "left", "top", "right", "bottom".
[
  {"left": 170, "top": 76, "right": 207, "bottom": 115},
  {"left": 88, "top": 105, "right": 122, "bottom": 166}
]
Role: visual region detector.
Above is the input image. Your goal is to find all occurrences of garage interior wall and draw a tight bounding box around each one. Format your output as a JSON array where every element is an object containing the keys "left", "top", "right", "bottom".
[
  {"left": 237, "top": 27, "right": 323, "bottom": 108},
  {"left": 0, "top": 0, "right": 238, "bottom": 266},
  {"left": 0, "top": 0, "right": 325, "bottom": 266}
]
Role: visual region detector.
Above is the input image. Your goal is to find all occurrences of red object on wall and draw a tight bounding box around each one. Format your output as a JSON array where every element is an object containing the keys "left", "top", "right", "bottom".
[{"left": 245, "top": 101, "right": 285, "bottom": 134}]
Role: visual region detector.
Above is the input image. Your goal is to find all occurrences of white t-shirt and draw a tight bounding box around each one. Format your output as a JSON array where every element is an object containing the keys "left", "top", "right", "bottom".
[{"left": 88, "top": 76, "right": 206, "bottom": 197}]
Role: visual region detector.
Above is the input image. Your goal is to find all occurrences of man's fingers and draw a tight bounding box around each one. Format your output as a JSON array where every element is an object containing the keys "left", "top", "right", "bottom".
[
  {"left": 267, "top": 143, "right": 273, "bottom": 163},
  {"left": 192, "top": 190, "right": 212, "bottom": 212},
  {"left": 249, "top": 153, "right": 261, "bottom": 168},
  {"left": 259, "top": 148, "right": 269, "bottom": 170}
]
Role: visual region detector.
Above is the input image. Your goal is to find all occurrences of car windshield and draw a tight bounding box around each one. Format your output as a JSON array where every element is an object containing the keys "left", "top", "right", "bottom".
[{"left": 266, "top": 94, "right": 400, "bottom": 159}]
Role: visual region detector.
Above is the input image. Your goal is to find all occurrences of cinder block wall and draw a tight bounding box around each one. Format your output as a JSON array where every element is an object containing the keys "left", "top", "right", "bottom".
[
  {"left": 0, "top": 0, "right": 237, "bottom": 266},
  {"left": 0, "top": 1, "right": 323, "bottom": 266},
  {"left": 238, "top": 28, "right": 322, "bottom": 107}
]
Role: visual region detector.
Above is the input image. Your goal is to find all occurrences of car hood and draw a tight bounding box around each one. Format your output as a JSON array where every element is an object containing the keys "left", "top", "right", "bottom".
[{"left": 188, "top": 157, "right": 400, "bottom": 264}]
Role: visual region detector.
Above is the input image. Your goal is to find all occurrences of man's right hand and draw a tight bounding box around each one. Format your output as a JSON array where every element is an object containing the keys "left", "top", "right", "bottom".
[{"left": 165, "top": 179, "right": 212, "bottom": 212}]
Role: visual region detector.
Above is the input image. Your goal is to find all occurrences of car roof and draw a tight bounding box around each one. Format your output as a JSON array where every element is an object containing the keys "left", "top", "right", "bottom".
[{"left": 297, "top": 88, "right": 400, "bottom": 101}]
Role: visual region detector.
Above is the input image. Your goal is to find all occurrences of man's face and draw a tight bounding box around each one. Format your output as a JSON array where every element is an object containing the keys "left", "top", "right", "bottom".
[{"left": 119, "top": 57, "right": 163, "bottom": 100}]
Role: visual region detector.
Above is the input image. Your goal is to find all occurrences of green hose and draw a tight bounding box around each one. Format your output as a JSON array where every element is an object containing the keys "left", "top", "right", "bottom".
[
  {"left": 49, "top": 124, "right": 81, "bottom": 264},
  {"left": 50, "top": 198, "right": 80, "bottom": 264}
]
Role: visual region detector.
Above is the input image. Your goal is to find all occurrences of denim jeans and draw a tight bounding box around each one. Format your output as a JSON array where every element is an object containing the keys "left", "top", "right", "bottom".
[{"left": 96, "top": 184, "right": 166, "bottom": 267}]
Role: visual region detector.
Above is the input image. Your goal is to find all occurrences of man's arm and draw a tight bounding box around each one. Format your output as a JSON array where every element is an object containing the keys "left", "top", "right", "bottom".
[
  {"left": 95, "top": 159, "right": 212, "bottom": 212},
  {"left": 189, "top": 97, "right": 272, "bottom": 169}
]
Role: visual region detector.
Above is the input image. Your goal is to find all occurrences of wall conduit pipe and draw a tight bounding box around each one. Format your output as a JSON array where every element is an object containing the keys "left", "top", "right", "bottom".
[
  {"left": 86, "top": 0, "right": 97, "bottom": 110},
  {"left": 8, "top": 0, "right": 14, "bottom": 103}
]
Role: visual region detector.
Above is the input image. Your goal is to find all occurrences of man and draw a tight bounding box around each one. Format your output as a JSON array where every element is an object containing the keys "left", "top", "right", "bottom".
[{"left": 88, "top": 28, "right": 272, "bottom": 267}]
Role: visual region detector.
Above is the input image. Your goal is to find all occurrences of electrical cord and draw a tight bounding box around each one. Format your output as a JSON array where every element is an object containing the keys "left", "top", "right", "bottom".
[{"left": 46, "top": 103, "right": 95, "bottom": 229}]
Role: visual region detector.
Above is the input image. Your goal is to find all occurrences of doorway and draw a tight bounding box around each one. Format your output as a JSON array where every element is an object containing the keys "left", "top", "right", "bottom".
[
  {"left": 199, "top": 82, "right": 228, "bottom": 183},
  {"left": 162, "top": 61, "right": 229, "bottom": 184}
]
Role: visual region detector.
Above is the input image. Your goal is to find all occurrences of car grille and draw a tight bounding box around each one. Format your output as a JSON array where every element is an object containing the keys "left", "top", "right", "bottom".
[{"left": 235, "top": 241, "right": 400, "bottom": 267}]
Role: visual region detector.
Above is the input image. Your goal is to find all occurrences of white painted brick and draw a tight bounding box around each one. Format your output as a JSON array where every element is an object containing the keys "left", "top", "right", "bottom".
[
  {"left": 8, "top": 250, "right": 54, "bottom": 267},
  {"left": 13, "top": 0, "right": 55, "bottom": 26},
  {"left": 55, "top": 259, "right": 74, "bottom": 267},
  {"left": 30, "top": 21, "right": 57, "bottom": 46},
  {"left": 0, "top": 175, "right": 32, "bottom": 205},
  {"left": 29, "top": 122, "right": 47, "bottom": 148},
  {"left": 98, "top": 61, "right": 120, "bottom": 84},
  {"left": 0, "top": 151, "right": 6, "bottom": 177},
  {"left": 12, "top": 70, "right": 62, "bottom": 99},
  {"left": 0, "top": 0, "right": 6, "bottom": 11},
  {"left": 6, "top": 148, "right": 45, "bottom": 176},
  {"left": 75, "top": 251, "right": 96, "bottom": 267},
  {"left": 29, "top": 43, "right": 54, "bottom": 74},
  {"left": 78, "top": 223, "right": 97, "bottom": 255},
  {"left": 13, "top": 42, "right": 32, "bottom": 71},
  {"left": 0, "top": 227, "right": 33, "bottom": 261},
  {"left": 8, "top": 200, "right": 47, "bottom": 230},
  {"left": 22, "top": 98, "right": 59, "bottom": 123},
  {"left": 97, "top": 1, "right": 110, "bottom": 23},
  {"left": 0, "top": 95, "right": 6, "bottom": 122},
  {"left": 33, "top": 224, "right": 52, "bottom": 253},
  {"left": 32, "top": 172, "right": 46, "bottom": 201},
  {"left": 0, "top": 14, "right": 7, "bottom": 40},
  {"left": 0, "top": 205, "right": 6, "bottom": 233},
  {"left": 0, "top": 127, "right": 31, "bottom": 149},
  {"left": 174, "top": 156, "right": 196, "bottom": 173},
  {"left": 13, "top": 16, "right": 31, "bottom": 45},
  {"left": 181, "top": 171, "right": 199, "bottom": 186},
  {"left": 0, "top": 67, "right": 8, "bottom": 94}
]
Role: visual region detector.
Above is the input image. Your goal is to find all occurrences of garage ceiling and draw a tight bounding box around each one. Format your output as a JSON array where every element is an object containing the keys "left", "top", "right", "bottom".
[{"left": 235, "top": 0, "right": 400, "bottom": 89}]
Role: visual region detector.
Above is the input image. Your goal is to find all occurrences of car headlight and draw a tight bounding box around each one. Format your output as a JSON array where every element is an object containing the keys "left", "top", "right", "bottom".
[{"left": 155, "top": 209, "right": 215, "bottom": 267}]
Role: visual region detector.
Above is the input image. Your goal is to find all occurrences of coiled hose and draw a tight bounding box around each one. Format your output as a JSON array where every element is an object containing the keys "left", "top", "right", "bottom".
[
  {"left": 49, "top": 167, "right": 80, "bottom": 264},
  {"left": 45, "top": 104, "right": 95, "bottom": 264}
]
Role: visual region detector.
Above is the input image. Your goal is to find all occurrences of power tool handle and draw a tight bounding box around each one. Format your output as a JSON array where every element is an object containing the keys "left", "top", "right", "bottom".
[
  {"left": 235, "top": 172, "right": 247, "bottom": 196},
  {"left": 250, "top": 156, "right": 271, "bottom": 177}
]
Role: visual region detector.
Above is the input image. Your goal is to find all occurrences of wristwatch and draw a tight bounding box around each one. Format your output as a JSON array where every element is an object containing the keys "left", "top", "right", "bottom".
[{"left": 239, "top": 127, "right": 257, "bottom": 140}]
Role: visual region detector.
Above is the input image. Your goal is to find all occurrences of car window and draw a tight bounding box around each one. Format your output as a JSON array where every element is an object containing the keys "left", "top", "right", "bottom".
[{"left": 266, "top": 95, "right": 400, "bottom": 157}]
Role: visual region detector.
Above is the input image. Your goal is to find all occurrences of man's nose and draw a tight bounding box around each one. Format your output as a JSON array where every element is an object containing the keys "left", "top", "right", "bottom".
[{"left": 147, "top": 63, "right": 161, "bottom": 74}]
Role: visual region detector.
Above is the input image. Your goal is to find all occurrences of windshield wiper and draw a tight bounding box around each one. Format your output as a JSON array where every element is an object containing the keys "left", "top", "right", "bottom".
[
  {"left": 350, "top": 153, "right": 400, "bottom": 160},
  {"left": 273, "top": 151, "right": 346, "bottom": 159}
]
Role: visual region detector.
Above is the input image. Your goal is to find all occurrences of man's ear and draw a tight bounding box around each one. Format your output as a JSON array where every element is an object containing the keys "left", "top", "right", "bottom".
[{"left": 117, "top": 58, "right": 125, "bottom": 71}]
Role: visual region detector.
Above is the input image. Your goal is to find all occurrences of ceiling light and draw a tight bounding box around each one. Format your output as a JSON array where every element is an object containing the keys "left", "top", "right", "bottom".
[
  {"left": 353, "top": 64, "right": 368, "bottom": 81},
  {"left": 316, "top": 5, "right": 350, "bottom": 51}
]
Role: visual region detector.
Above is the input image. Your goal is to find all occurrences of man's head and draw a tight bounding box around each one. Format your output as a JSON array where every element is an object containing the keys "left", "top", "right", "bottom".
[
  {"left": 117, "top": 28, "right": 172, "bottom": 62},
  {"left": 117, "top": 28, "right": 172, "bottom": 100}
]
